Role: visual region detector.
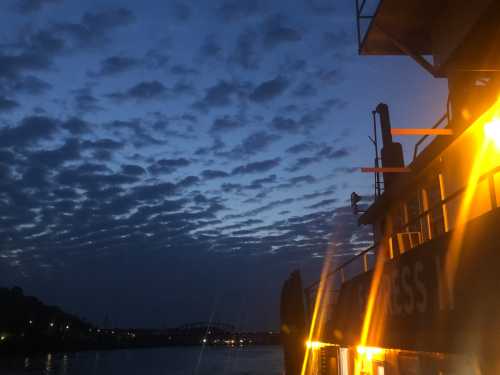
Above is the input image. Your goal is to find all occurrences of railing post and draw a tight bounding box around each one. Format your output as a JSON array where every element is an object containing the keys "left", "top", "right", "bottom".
[
  {"left": 363, "top": 253, "right": 368, "bottom": 272},
  {"left": 439, "top": 174, "right": 449, "bottom": 232}
]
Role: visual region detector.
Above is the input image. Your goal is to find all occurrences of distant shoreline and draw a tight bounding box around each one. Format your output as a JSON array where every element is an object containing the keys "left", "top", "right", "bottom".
[{"left": 0, "top": 340, "right": 281, "bottom": 358}]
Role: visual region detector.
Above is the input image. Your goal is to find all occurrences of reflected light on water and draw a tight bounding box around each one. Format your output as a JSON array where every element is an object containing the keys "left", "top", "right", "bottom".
[{"left": 45, "top": 353, "right": 52, "bottom": 373}]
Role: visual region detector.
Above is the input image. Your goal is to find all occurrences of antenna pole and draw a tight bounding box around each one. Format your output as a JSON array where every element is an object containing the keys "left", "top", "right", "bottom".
[{"left": 371, "top": 110, "right": 381, "bottom": 197}]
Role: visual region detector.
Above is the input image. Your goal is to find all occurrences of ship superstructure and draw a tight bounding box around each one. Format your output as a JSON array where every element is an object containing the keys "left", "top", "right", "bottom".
[{"left": 287, "top": 1, "right": 500, "bottom": 374}]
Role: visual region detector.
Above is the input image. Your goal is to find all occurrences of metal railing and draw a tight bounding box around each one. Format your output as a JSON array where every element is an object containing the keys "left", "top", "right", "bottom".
[
  {"left": 412, "top": 98, "right": 452, "bottom": 161},
  {"left": 355, "top": 0, "right": 380, "bottom": 52},
  {"left": 390, "top": 164, "right": 500, "bottom": 253},
  {"left": 305, "top": 244, "right": 377, "bottom": 298},
  {"left": 305, "top": 163, "right": 500, "bottom": 307}
]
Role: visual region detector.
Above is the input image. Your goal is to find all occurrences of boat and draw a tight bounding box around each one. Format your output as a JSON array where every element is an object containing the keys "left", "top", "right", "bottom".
[{"left": 282, "top": 0, "right": 500, "bottom": 373}]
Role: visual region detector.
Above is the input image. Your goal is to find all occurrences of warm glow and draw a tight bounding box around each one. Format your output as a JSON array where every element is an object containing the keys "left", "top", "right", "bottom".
[
  {"left": 444, "top": 98, "right": 500, "bottom": 315},
  {"left": 300, "top": 247, "right": 336, "bottom": 375},
  {"left": 484, "top": 117, "right": 500, "bottom": 149},
  {"left": 357, "top": 345, "right": 382, "bottom": 359},
  {"left": 355, "top": 346, "right": 385, "bottom": 374},
  {"left": 358, "top": 243, "right": 389, "bottom": 349},
  {"left": 305, "top": 341, "right": 325, "bottom": 350},
  {"left": 305, "top": 340, "right": 335, "bottom": 350}
]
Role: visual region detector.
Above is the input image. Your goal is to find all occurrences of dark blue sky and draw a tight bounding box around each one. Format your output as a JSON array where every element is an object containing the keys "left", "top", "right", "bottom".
[{"left": 0, "top": 0, "right": 447, "bottom": 330}]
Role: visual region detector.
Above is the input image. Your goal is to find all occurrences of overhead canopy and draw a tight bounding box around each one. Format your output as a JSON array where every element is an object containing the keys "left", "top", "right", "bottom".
[
  {"left": 359, "top": 0, "right": 444, "bottom": 56},
  {"left": 359, "top": 0, "right": 500, "bottom": 73}
]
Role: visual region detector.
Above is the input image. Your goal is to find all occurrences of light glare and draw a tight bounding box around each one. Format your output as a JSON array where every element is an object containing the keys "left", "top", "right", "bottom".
[
  {"left": 484, "top": 117, "right": 500, "bottom": 149},
  {"left": 305, "top": 341, "right": 324, "bottom": 350}
]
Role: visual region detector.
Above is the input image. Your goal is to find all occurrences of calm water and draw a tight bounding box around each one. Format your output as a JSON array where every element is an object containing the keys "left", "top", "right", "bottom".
[{"left": 0, "top": 346, "right": 283, "bottom": 375}]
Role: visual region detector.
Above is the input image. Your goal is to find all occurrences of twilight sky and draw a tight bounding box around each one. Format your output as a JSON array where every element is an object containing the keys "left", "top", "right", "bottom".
[{"left": 0, "top": 0, "right": 447, "bottom": 330}]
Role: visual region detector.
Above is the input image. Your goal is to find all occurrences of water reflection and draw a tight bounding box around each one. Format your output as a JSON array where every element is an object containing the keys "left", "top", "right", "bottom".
[
  {"left": 1, "top": 346, "right": 282, "bottom": 375},
  {"left": 45, "top": 353, "right": 52, "bottom": 373}
]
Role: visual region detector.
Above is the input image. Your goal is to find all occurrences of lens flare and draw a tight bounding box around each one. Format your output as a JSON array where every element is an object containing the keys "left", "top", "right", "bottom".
[
  {"left": 484, "top": 117, "right": 500, "bottom": 149},
  {"left": 300, "top": 246, "right": 335, "bottom": 375},
  {"left": 305, "top": 341, "right": 331, "bottom": 350},
  {"left": 445, "top": 100, "right": 500, "bottom": 313}
]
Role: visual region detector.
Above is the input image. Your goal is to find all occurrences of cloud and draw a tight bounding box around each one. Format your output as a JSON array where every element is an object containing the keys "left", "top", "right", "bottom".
[
  {"left": 130, "top": 182, "right": 179, "bottom": 202},
  {"left": 5, "top": 75, "right": 52, "bottom": 95},
  {"left": 107, "top": 119, "right": 161, "bottom": 147},
  {"left": 171, "top": 1, "right": 191, "bottom": 21},
  {"left": 323, "top": 30, "right": 351, "bottom": 50},
  {"left": 248, "top": 174, "right": 277, "bottom": 189},
  {"left": 292, "top": 82, "right": 317, "bottom": 98},
  {"left": 171, "top": 80, "right": 195, "bottom": 96},
  {"left": 306, "top": 198, "right": 338, "bottom": 209},
  {"left": 286, "top": 141, "right": 319, "bottom": 154},
  {"left": 289, "top": 175, "right": 316, "bottom": 185},
  {"left": 211, "top": 115, "right": 243, "bottom": 133},
  {"left": 144, "top": 50, "right": 170, "bottom": 70},
  {"left": 148, "top": 158, "right": 191, "bottom": 175},
  {"left": 316, "top": 69, "right": 340, "bottom": 85},
  {"left": 201, "top": 170, "right": 229, "bottom": 180},
  {"left": 194, "top": 80, "right": 243, "bottom": 111},
  {"left": 249, "top": 76, "right": 289, "bottom": 103},
  {"left": 177, "top": 175, "right": 199, "bottom": 189},
  {"left": 53, "top": 8, "right": 135, "bottom": 48},
  {"left": 55, "top": 165, "right": 139, "bottom": 190},
  {"left": 0, "top": 97, "right": 19, "bottom": 112},
  {"left": 199, "top": 35, "right": 223, "bottom": 60},
  {"left": 305, "top": 0, "right": 336, "bottom": 14},
  {"left": 61, "top": 117, "right": 91, "bottom": 135},
  {"left": 226, "top": 131, "right": 281, "bottom": 158},
  {"left": 90, "top": 56, "right": 141, "bottom": 77},
  {"left": 276, "top": 98, "right": 347, "bottom": 135},
  {"left": 287, "top": 145, "right": 351, "bottom": 172},
  {"left": 262, "top": 14, "right": 302, "bottom": 48},
  {"left": 248, "top": 198, "right": 295, "bottom": 216},
  {"left": 334, "top": 166, "right": 358, "bottom": 174},
  {"left": 0, "top": 115, "right": 58, "bottom": 147},
  {"left": 170, "top": 64, "right": 198, "bottom": 76},
  {"left": 14, "top": 0, "right": 61, "bottom": 14},
  {"left": 297, "top": 189, "right": 336, "bottom": 201},
  {"left": 121, "top": 164, "right": 146, "bottom": 176},
  {"left": 271, "top": 116, "right": 303, "bottom": 134},
  {"left": 108, "top": 81, "right": 168, "bottom": 101},
  {"left": 231, "top": 158, "right": 281, "bottom": 175},
  {"left": 229, "top": 28, "right": 259, "bottom": 70},
  {"left": 29, "top": 138, "right": 81, "bottom": 167},
  {"left": 82, "top": 138, "right": 124, "bottom": 150},
  {"left": 195, "top": 138, "right": 225, "bottom": 156},
  {"left": 0, "top": 52, "right": 51, "bottom": 81},
  {"left": 217, "top": 0, "right": 261, "bottom": 21},
  {"left": 72, "top": 87, "right": 102, "bottom": 113},
  {"left": 316, "top": 145, "right": 350, "bottom": 159}
]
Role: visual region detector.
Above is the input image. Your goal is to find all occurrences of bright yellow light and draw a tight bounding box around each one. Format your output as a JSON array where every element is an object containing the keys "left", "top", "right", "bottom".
[
  {"left": 484, "top": 117, "right": 500, "bottom": 149},
  {"left": 300, "top": 247, "right": 336, "bottom": 375},
  {"left": 356, "top": 346, "right": 384, "bottom": 373},
  {"left": 305, "top": 341, "right": 325, "bottom": 350},
  {"left": 356, "top": 346, "right": 382, "bottom": 356}
]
